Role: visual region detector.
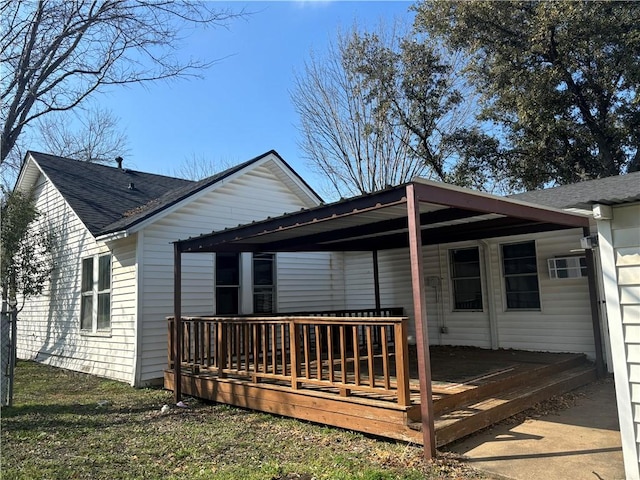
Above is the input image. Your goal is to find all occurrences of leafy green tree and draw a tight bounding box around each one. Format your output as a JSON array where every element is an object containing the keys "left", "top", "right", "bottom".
[
  {"left": 414, "top": 0, "right": 640, "bottom": 190},
  {"left": 1, "top": 188, "right": 53, "bottom": 406}
]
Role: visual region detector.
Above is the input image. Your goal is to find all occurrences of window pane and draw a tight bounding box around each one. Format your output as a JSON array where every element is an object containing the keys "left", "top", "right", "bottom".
[
  {"left": 502, "top": 241, "right": 540, "bottom": 310},
  {"left": 216, "top": 287, "right": 239, "bottom": 315},
  {"left": 580, "top": 257, "right": 588, "bottom": 276},
  {"left": 254, "top": 287, "right": 274, "bottom": 314},
  {"left": 503, "top": 242, "right": 536, "bottom": 259},
  {"left": 450, "top": 248, "right": 482, "bottom": 310},
  {"left": 97, "top": 293, "right": 110, "bottom": 329},
  {"left": 81, "top": 295, "right": 93, "bottom": 330},
  {"left": 453, "top": 279, "right": 483, "bottom": 310},
  {"left": 451, "top": 248, "right": 481, "bottom": 277},
  {"left": 253, "top": 254, "right": 274, "bottom": 286},
  {"left": 506, "top": 292, "right": 541, "bottom": 309},
  {"left": 505, "top": 275, "right": 539, "bottom": 292},
  {"left": 503, "top": 258, "right": 538, "bottom": 275},
  {"left": 216, "top": 253, "right": 239, "bottom": 285},
  {"left": 81, "top": 258, "right": 93, "bottom": 292},
  {"left": 98, "top": 256, "right": 111, "bottom": 291}
]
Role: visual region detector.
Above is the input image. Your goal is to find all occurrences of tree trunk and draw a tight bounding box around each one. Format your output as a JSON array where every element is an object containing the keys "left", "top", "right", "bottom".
[{"left": 1, "top": 293, "right": 10, "bottom": 406}]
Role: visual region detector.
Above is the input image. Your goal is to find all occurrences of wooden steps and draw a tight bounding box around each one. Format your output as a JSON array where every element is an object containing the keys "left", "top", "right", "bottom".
[
  {"left": 431, "top": 353, "right": 588, "bottom": 416},
  {"left": 408, "top": 358, "right": 597, "bottom": 447}
]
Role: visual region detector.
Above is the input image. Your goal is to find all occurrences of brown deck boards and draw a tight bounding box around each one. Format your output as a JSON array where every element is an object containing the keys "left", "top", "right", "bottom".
[{"left": 165, "top": 346, "right": 595, "bottom": 447}]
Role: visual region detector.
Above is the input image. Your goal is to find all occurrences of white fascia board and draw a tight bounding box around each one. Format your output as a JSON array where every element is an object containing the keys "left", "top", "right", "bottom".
[
  {"left": 18, "top": 154, "right": 97, "bottom": 241},
  {"left": 262, "top": 153, "right": 323, "bottom": 207},
  {"left": 14, "top": 153, "right": 41, "bottom": 192},
  {"left": 96, "top": 230, "right": 129, "bottom": 243}
]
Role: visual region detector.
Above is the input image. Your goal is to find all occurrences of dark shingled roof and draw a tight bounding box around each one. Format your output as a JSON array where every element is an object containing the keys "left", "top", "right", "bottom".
[
  {"left": 510, "top": 172, "right": 640, "bottom": 210},
  {"left": 28, "top": 151, "right": 271, "bottom": 236}
]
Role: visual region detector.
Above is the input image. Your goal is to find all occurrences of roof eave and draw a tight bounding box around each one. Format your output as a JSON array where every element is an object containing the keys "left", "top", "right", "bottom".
[{"left": 95, "top": 230, "right": 129, "bottom": 242}]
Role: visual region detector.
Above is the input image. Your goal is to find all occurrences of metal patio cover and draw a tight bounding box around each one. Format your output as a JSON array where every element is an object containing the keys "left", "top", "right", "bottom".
[
  {"left": 171, "top": 178, "right": 594, "bottom": 459},
  {"left": 175, "top": 178, "right": 590, "bottom": 254}
]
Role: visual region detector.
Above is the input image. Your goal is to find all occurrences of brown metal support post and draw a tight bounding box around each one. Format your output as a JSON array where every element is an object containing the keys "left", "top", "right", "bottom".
[
  {"left": 173, "top": 243, "right": 182, "bottom": 403},
  {"left": 406, "top": 184, "right": 436, "bottom": 459},
  {"left": 583, "top": 226, "right": 606, "bottom": 377},
  {"left": 373, "top": 250, "right": 381, "bottom": 311}
]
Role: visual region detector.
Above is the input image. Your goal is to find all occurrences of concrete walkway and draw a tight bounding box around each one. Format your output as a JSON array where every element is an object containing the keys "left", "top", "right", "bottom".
[{"left": 448, "top": 378, "right": 625, "bottom": 480}]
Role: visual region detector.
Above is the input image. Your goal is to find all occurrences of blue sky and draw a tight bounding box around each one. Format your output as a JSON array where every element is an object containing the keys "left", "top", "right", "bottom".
[{"left": 101, "top": 1, "right": 414, "bottom": 193}]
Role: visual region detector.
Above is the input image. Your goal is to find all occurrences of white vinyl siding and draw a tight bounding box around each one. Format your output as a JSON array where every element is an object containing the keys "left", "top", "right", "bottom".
[
  {"left": 488, "top": 230, "right": 595, "bottom": 357},
  {"left": 15, "top": 174, "right": 137, "bottom": 383},
  {"left": 276, "top": 252, "right": 345, "bottom": 312},
  {"left": 138, "top": 160, "right": 334, "bottom": 383},
  {"left": 343, "top": 229, "right": 594, "bottom": 356}
]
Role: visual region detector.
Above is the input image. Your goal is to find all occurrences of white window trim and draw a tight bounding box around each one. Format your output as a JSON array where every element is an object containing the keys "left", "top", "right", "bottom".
[{"left": 80, "top": 253, "right": 112, "bottom": 334}]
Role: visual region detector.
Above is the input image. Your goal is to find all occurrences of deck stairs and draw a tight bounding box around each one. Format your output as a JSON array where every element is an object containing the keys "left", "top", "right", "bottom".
[{"left": 408, "top": 353, "right": 597, "bottom": 447}]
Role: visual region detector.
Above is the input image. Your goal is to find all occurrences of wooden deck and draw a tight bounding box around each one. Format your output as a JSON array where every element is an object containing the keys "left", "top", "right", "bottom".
[{"left": 165, "top": 313, "right": 596, "bottom": 446}]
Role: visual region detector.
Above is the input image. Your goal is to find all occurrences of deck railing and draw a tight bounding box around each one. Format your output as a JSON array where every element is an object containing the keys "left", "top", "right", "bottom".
[{"left": 167, "top": 309, "right": 411, "bottom": 406}]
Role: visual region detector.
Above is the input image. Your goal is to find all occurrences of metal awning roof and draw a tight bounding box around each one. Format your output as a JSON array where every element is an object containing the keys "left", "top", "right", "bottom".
[{"left": 176, "top": 178, "right": 591, "bottom": 254}]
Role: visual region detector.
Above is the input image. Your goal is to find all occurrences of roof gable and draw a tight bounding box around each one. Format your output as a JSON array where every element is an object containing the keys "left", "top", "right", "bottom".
[
  {"left": 98, "top": 150, "right": 322, "bottom": 236},
  {"left": 510, "top": 172, "right": 640, "bottom": 210},
  {"left": 23, "top": 152, "right": 193, "bottom": 236},
  {"left": 20, "top": 150, "right": 321, "bottom": 238}
]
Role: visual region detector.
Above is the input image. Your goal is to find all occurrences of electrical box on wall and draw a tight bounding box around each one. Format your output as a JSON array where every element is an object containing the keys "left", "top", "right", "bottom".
[
  {"left": 547, "top": 256, "right": 587, "bottom": 279},
  {"left": 580, "top": 235, "right": 598, "bottom": 249}
]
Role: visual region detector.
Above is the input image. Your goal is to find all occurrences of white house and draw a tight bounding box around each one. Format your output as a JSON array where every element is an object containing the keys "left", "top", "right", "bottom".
[
  {"left": 14, "top": 151, "right": 640, "bottom": 462},
  {"left": 14, "top": 150, "right": 344, "bottom": 386},
  {"left": 16, "top": 149, "right": 639, "bottom": 389}
]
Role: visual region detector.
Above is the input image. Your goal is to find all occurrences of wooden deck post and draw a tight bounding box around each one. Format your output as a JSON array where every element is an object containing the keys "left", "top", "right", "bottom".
[
  {"left": 217, "top": 322, "right": 227, "bottom": 378},
  {"left": 394, "top": 319, "right": 411, "bottom": 407},
  {"left": 173, "top": 243, "right": 182, "bottom": 403},
  {"left": 290, "top": 322, "right": 300, "bottom": 389},
  {"left": 583, "top": 226, "right": 606, "bottom": 377},
  {"left": 406, "top": 184, "right": 436, "bottom": 459}
]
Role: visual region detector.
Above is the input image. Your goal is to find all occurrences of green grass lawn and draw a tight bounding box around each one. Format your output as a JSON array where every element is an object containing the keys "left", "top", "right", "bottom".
[{"left": 1, "top": 361, "right": 483, "bottom": 480}]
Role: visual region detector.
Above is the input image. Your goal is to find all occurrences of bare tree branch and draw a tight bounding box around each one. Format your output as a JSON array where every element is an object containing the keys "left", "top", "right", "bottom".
[
  {"left": 1, "top": 0, "right": 245, "bottom": 166},
  {"left": 172, "top": 153, "right": 237, "bottom": 180},
  {"left": 34, "top": 104, "right": 130, "bottom": 163},
  {"left": 292, "top": 20, "right": 475, "bottom": 199}
]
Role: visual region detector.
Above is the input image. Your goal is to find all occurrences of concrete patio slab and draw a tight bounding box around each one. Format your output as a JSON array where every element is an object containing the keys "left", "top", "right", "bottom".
[{"left": 448, "top": 378, "right": 625, "bottom": 480}]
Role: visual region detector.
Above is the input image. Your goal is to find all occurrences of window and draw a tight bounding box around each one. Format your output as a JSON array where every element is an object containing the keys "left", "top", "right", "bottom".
[
  {"left": 80, "top": 254, "right": 111, "bottom": 331},
  {"left": 253, "top": 253, "right": 275, "bottom": 313},
  {"left": 450, "top": 247, "right": 483, "bottom": 310},
  {"left": 501, "top": 241, "right": 540, "bottom": 310},
  {"left": 215, "top": 253, "right": 240, "bottom": 314}
]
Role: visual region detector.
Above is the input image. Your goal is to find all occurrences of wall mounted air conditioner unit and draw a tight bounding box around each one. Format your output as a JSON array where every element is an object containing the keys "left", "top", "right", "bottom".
[{"left": 547, "top": 256, "right": 587, "bottom": 279}]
